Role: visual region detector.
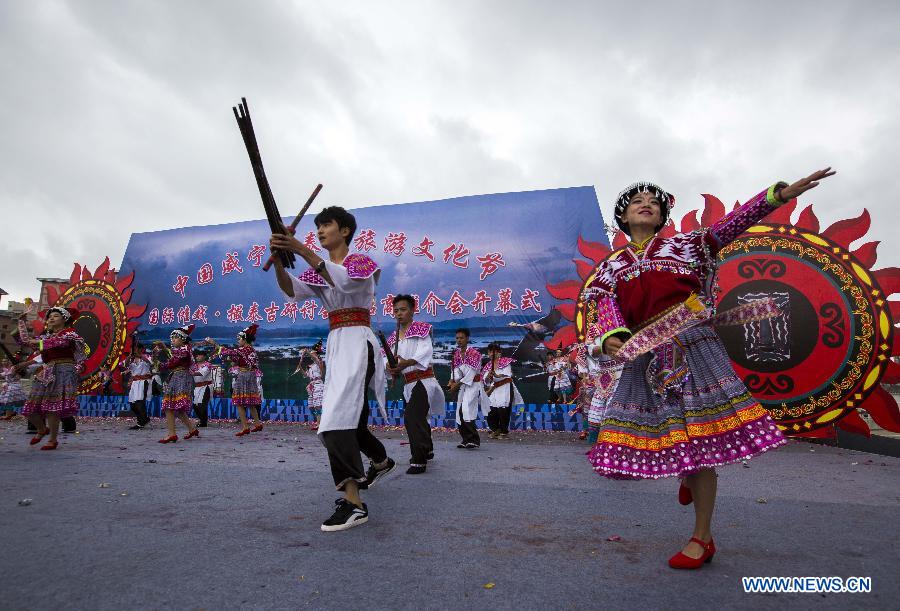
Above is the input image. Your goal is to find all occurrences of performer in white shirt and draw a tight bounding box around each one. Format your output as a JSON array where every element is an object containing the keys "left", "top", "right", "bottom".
[
  {"left": 384, "top": 294, "right": 445, "bottom": 474},
  {"left": 447, "top": 329, "right": 488, "bottom": 449},
  {"left": 192, "top": 350, "right": 213, "bottom": 427},
  {"left": 272, "top": 206, "right": 395, "bottom": 532},
  {"left": 122, "top": 342, "right": 153, "bottom": 429},
  {"left": 547, "top": 349, "right": 573, "bottom": 403},
  {"left": 482, "top": 342, "right": 523, "bottom": 440}
]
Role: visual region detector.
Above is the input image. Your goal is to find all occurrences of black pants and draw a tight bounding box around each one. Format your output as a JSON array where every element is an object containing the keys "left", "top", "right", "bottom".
[
  {"left": 404, "top": 381, "right": 433, "bottom": 466},
  {"left": 130, "top": 399, "right": 150, "bottom": 426},
  {"left": 193, "top": 387, "right": 210, "bottom": 426},
  {"left": 487, "top": 406, "right": 511, "bottom": 434},
  {"left": 457, "top": 403, "right": 480, "bottom": 446},
  {"left": 548, "top": 377, "right": 559, "bottom": 403},
  {"left": 320, "top": 343, "right": 388, "bottom": 490},
  {"left": 61, "top": 416, "right": 77, "bottom": 433}
]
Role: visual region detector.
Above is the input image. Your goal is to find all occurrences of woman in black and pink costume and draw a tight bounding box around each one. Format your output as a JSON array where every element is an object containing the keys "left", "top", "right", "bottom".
[
  {"left": 17, "top": 306, "right": 87, "bottom": 450},
  {"left": 585, "top": 168, "right": 834, "bottom": 569},
  {"left": 154, "top": 324, "right": 200, "bottom": 443},
  {"left": 206, "top": 324, "right": 264, "bottom": 437}
]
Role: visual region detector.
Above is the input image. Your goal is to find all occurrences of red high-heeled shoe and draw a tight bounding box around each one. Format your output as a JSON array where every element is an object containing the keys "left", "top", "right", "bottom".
[
  {"left": 668, "top": 537, "right": 716, "bottom": 569},
  {"left": 184, "top": 429, "right": 200, "bottom": 439},
  {"left": 29, "top": 428, "right": 50, "bottom": 445},
  {"left": 678, "top": 481, "right": 693, "bottom": 505},
  {"left": 250, "top": 424, "right": 264, "bottom": 433},
  {"left": 158, "top": 435, "right": 178, "bottom": 443},
  {"left": 235, "top": 428, "right": 251, "bottom": 437},
  {"left": 40, "top": 440, "right": 59, "bottom": 451}
]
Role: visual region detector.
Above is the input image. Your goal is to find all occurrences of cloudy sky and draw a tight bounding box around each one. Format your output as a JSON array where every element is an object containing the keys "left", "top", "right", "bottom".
[{"left": 1, "top": 0, "right": 898, "bottom": 303}]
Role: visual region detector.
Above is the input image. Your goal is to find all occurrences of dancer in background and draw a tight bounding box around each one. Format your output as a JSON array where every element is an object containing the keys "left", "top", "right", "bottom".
[
  {"left": 582, "top": 326, "right": 623, "bottom": 444},
  {"left": 384, "top": 294, "right": 444, "bottom": 474},
  {"left": 568, "top": 345, "right": 593, "bottom": 440},
  {"left": 207, "top": 324, "right": 263, "bottom": 436},
  {"left": 447, "top": 329, "right": 487, "bottom": 449},
  {"left": 0, "top": 356, "right": 27, "bottom": 420},
  {"left": 17, "top": 306, "right": 87, "bottom": 450},
  {"left": 272, "top": 206, "right": 395, "bottom": 532},
  {"left": 546, "top": 349, "right": 572, "bottom": 404},
  {"left": 586, "top": 169, "right": 833, "bottom": 568},
  {"left": 154, "top": 324, "right": 199, "bottom": 443},
  {"left": 295, "top": 341, "right": 325, "bottom": 430},
  {"left": 192, "top": 349, "right": 213, "bottom": 428},
  {"left": 122, "top": 342, "right": 152, "bottom": 429},
  {"left": 483, "top": 343, "right": 522, "bottom": 440}
]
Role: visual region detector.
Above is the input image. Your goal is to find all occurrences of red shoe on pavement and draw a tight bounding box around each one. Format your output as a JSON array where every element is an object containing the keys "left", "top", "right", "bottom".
[
  {"left": 668, "top": 538, "right": 716, "bottom": 569},
  {"left": 158, "top": 435, "right": 178, "bottom": 443},
  {"left": 250, "top": 424, "right": 264, "bottom": 433},
  {"left": 40, "top": 440, "right": 59, "bottom": 451},
  {"left": 29, "top": 429, "right": 50, "bottom": 446},
  {"left": 235, "top": 428, "right": 251, "bottom": 437},
  {"left": 184, "top": 429, "right": 200, "bottom": 439}
]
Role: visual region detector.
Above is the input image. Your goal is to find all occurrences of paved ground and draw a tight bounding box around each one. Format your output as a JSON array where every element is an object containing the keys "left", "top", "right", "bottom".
[{"left": 1, "top": 418, "right": 897, "bottom": 610}]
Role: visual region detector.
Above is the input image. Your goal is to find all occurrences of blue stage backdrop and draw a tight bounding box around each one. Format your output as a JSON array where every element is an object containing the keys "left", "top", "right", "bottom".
[{"left": 119, "top": 186, "right": 609, "bottom": 402}]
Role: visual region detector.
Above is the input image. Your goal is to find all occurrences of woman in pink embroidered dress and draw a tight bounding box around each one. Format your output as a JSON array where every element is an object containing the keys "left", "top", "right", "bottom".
[
  {"left": 154, "top": 324, "right": 200, "bottom": 443},
  {"left": 18, "top": 306, "right": 87, "bottom": 450},
  {"left": 206, "top": 324, "right": 264, "bottom": 437},
  {"left": 585, "top": 168, "right": 834, "bottom": 569}
]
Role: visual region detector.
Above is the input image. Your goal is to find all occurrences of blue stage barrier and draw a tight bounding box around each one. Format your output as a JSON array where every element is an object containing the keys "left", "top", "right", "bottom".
[{"left": 78, "top": 396, "right": 585, "bottom": 431}]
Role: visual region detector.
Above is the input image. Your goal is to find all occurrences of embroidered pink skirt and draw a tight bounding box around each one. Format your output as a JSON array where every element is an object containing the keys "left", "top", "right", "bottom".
[{"left": 22, "top": 362, "right": 80, "bottom": 418}]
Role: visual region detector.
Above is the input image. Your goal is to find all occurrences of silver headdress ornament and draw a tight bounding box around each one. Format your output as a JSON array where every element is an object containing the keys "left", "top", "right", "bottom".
[
  {"left": 46, "top": 306, "right": 74, "bottom": 321},
  {"left": 613, "top": 181, "right": 675, "bottom": 233}
]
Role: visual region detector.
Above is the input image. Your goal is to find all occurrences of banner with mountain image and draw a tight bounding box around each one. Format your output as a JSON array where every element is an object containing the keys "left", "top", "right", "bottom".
[{"left": 119, "top": 186, "right": 609, "bottom": 401}]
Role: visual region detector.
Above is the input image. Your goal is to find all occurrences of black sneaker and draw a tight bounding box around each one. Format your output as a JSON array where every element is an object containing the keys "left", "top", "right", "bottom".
[
  {"left": 456, "top": 443, "right": 467, "bottom": 449},
  {"left": 426, "top": 451, "right": 434, "bottom": 460},
  {"left": 465, "top": 443, "right": 479, "bottom": 449},
  {"left": 362, "top": 457, "right": 396, "bottom": 488},
  {"left": 406, "top": 465, "right": 426, "bottom": 475},
  {"left": 128, "top": 424, "right": 144, "bottom": 430},
  {"left": 321, "top": 499, "right": 368, "bottom": 532}
]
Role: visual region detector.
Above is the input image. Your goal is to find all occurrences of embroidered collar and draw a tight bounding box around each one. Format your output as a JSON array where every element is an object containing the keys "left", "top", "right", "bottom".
[
  {"left": 628, "top": 235, "right": 654, "bottom": 254},
  {"left": 387, "top": 321, "right": 432, "bottom": 346},
  {"left": 452, "top": 347, "right": 482, "bottom": 369},
  {"left": 296, "top": 253, "right": 380, "bottom": 287},
  {"left": 482, "top": 357, "right": 515, "bottom": 375}
]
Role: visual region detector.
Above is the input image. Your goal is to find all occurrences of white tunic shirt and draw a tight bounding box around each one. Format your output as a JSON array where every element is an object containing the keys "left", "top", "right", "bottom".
[
  {"left": 126, "top": 357, "right": 152, "bottom": 403},
  {"left": 452, "top": 347, "right": 489, "bottom": 423},
  {"left": 482, "top": 358, "right": 524, "bottom": 409},
  {"left": 285, "top": 254, "right": 386, "bottom": 433},
  {"left": 192, "top": 362, "right": 213, "bottom": 404},
  {"left": 386, "top": 321, "right": 445, "bottom": 416}
]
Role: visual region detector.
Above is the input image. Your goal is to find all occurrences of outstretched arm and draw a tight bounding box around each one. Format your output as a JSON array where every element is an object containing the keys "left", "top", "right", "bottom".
[{"left": 710, "top": 167, "right": 836, "bottom": 250}]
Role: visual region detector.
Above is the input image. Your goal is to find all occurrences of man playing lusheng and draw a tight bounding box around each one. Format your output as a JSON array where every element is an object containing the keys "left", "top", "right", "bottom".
[{"left": 271, "top": 206, "right": 395, "bottom": 532}]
